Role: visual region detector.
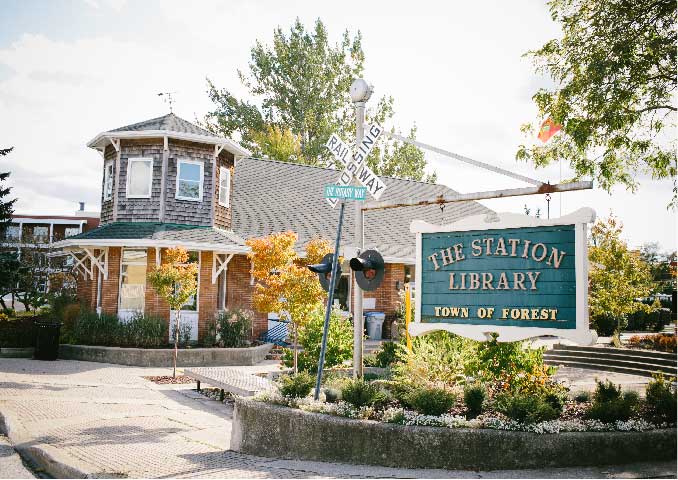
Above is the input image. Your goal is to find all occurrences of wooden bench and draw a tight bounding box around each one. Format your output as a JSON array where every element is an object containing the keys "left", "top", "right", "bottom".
[{"left": 184, "top": 367, "right": 276, "bottom": 398}]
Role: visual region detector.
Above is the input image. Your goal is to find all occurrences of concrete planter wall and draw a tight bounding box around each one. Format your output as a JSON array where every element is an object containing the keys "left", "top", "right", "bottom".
[
  {"left": 59, "top": 343, "right": 272, "bottom": 367},
  {"left": 232, "top": 399, "right": 677, "bottom": 470}
]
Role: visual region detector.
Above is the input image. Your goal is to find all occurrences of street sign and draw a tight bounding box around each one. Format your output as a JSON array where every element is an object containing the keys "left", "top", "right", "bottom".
[
  {"left": 324, "top": 185, "right": 367, "bottom": 201},
  {"left": 409, "top": 208, "right": 597, "bottom": 345}
]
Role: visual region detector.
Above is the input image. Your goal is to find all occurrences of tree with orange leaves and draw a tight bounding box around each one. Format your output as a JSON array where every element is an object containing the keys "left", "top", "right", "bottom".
[
  {"left": 247, "top": 232, "right": 331, "bottom": 372},
  {"left": 147, "top": 247, "right": 198, "bottom": 378}
]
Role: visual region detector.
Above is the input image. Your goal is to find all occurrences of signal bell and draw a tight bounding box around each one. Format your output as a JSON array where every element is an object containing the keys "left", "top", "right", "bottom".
[
  {"left": 349, "top": 249, "right": 385, "bottom": 291},
  {"left": 308, "top": 253, "right": 342, "bottom": 292}
]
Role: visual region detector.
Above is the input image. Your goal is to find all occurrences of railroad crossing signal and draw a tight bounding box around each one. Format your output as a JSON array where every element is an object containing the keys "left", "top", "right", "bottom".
[
  {"left": 325, "top": 123, "right": 387, "bottom": 208},
  {"left": 308, "top": 253, "right": 342, "bottom": 292},
  {"left": 349, "top": 249, "right": 385, "bottom": 291}
]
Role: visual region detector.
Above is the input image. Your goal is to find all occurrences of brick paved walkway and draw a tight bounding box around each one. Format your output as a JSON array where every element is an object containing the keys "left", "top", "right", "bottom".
[
  {"left": 0, "top": 359, "right": 674, "bottom": 479},
  {"left": 0, "top": 435, "right": 34, "bottom": 478}
]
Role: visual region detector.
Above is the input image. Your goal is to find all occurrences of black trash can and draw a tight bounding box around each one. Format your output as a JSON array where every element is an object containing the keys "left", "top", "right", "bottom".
[{"left": 34, "top": 320, "right": 62, "bottom": 361}]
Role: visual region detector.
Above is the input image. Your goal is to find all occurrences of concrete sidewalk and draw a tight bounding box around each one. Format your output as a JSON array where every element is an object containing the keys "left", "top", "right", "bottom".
[{"left": 0, "top": 359, "right": 675, "bottom": 479}]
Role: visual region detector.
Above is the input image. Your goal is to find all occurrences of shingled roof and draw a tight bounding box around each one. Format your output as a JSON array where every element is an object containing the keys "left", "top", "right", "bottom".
[
  {"left": 60, "top": 222, "right": 248, "bottom": 252},
  {"left": 109, "top": 113, "right": 218, "bottom": 138},
  {"left": 86, "top": 113, "right": 250, "bottom": 157},
  {"left": 231, "top": 158, "right": 491, "bottom": 262}
]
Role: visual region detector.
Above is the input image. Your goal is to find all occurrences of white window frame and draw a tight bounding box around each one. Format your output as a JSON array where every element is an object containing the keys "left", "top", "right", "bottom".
[
  {"left": 64, "top": 227, "right": 80, "bottom": 238},
  {"left": 175, "top": 159, "right": 204, "bottom": 202},
  {"left": 103, "top": 161, "right": 114, "bottom": 201},
  {"left": 125, "top": 157, "right": 154, "bottom": 199},
  {"left": 218, "top": 166, "right": 230, "bottom": 207}
]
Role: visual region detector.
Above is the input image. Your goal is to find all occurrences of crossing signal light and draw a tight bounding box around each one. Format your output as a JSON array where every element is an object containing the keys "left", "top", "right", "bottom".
[
  {"left": 308, "top": 253, "right": 342, "bottom": 292},
  {"left": 349, "top": 249, "right": 384, "bottom": 291}
]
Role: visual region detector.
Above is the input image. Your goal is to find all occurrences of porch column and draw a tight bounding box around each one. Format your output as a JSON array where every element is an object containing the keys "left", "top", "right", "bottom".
[
  {"left": 198, "top": 251, "right": 217, "bottom": 341},
  {"left": 100, "top": 247, "right": 121, "bottom": 315}
]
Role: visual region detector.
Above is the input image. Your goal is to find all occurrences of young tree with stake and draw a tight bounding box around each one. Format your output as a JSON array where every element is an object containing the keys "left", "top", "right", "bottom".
[{"left": 147, "top": 247, "right": 198, "bottom": 378}]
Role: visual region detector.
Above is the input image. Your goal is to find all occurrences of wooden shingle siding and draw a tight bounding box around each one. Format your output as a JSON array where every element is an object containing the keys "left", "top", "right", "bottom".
[
  {"left": 163, "top": 140, "right": 213, "bottom": 227},
  {"left": 100, "top": 145, "right": 116, "bottom": 225},
  {"left": 117, "top": 139, "right": 163, "bottom": 222},
  {"left": 213, "top": 151, "right": 235, "bottom": 229}
]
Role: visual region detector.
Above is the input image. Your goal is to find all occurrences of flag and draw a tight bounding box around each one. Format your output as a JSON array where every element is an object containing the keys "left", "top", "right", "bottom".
[{"left": 537, "top": 118, "right": 562, "bottom": 143}]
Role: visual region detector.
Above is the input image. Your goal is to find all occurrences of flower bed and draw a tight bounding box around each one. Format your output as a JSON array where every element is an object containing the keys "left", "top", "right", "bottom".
[{"left": 232, "top": 398, "right": 677, "bottom": 470}]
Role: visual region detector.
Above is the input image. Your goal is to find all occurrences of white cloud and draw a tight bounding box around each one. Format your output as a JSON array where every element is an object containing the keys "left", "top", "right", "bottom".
[{"left": 0, "top": 2, "right": 674, "bottom": 251}]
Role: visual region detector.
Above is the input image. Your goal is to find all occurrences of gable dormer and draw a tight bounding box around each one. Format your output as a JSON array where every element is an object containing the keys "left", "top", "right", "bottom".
[{"left": 88, "top": 113, "right": 248, "bottom": 229}]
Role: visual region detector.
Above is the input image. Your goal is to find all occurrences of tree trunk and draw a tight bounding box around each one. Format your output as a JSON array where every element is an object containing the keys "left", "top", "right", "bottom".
[{"left": 173, "top": 310, "right": 181, "bottom": 378}]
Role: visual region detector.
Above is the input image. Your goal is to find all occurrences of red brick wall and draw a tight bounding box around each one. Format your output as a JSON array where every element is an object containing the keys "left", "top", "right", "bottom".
[
  {"left": 226, "top": 254, "right": 267, "bottom": 338},
  {"left": 144, "top": 248, "right": 170, "bottom": 322},
  {"left": 76, "top": 268, "right": 97, "bottom": 311},
  {"left": 101, "top": 247, "right": 121, "bottom": 315},
  {"left": 198, "top": 251, "right": 217, "bottom": 341},
  {"left": 360, "top": 263, "right": 406, "bottom": 315}
]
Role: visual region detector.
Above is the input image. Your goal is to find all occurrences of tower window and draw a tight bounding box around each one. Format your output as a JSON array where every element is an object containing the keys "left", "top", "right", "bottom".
[
  {"left": 126, "top": 158, "right": 153, "bottom": 199},
  {"left": 176, "top": 159, "right": 204, "bottom": 201},
  {"left": 218, "top": 166, "right": 230, "bottom": 207},
  {"left": 103, "top": 162, "right": 114, "bottom": 201}
]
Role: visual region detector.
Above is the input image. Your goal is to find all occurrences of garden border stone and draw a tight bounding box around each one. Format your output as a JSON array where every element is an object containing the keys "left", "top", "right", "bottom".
[
  {"left": 58, "top": 343, "right": 272, "bottom": 367},
  {"left": 231, "top": 398, "right": 677, "bottom": 470}
]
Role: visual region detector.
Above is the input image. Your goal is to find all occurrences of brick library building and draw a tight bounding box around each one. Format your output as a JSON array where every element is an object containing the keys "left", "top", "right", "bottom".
[{"left": 54, "top": 113, "right": 487, "bottom": 341}]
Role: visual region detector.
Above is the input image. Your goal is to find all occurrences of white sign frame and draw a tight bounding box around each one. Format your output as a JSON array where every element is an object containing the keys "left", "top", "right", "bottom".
[{"left": 409, "top": 207, "right": 598, "bottom": 345}]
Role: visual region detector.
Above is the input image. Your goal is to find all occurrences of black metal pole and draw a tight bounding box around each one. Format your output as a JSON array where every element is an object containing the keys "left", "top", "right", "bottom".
[{"left": 314, "top": 200, "right": 345, "bottom": 400}]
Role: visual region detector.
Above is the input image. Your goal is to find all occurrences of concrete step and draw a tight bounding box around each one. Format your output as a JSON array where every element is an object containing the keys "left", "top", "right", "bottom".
[
  {"left": 544, "top": 353, "right": 677, "bottom": 376},
  {"left": 552, "top": 344, "right": 677, "bottom": 361},
  {"left": 545, "top": 349, "right": 677, "bottom": 368},
  {"left": 545, "top": 358, "right": 677, "bottom": 378}
]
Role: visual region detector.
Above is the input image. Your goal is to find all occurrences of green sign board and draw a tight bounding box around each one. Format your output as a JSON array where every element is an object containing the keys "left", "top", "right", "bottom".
[
  {"left": 421, "top": 225, "right": 575, "bottom": 329},
  {"left": 324, "top": 184, "right": 367, "bottom": 201},
  {"left": 410, "top": 209, "right": 597, "bottom": 344}
]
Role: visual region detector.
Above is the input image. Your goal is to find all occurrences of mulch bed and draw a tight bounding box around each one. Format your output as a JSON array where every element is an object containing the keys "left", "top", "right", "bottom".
[{"left": 143, "top": 375, "right": 195, "bottom": 385}]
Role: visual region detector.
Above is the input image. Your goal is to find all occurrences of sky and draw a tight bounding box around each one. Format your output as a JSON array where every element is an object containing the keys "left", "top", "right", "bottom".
[{"left": 0, "top": 0, "right": 675, "bottom": 251}]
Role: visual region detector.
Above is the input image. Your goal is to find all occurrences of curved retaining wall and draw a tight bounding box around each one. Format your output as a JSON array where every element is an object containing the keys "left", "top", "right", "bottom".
[
  {"left": 59, "top": 343, "right": 272, "bottom": 367},
  {"left": 232, "top": 399, "right": 677, "bottom": 470}
]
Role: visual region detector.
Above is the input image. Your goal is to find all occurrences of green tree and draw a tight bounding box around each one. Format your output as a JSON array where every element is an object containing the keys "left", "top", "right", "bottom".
[
  {"left": 517, "top": 0, "right": 676, "bottom": 206},
  {"left": 147, "top": 247, "right": 198, "bottom": 378},
  {"left": 206, "top": 18, "right": 435, "bottom": 182},
  {"left": 589, "top": 215, "right": 654, "bottom": 334},
  {"left": 0, "top": 146, "right": 17, "bottom": 311}
]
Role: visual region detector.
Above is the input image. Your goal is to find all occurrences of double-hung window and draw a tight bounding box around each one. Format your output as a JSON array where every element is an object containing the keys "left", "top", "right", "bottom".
[
  {"left": 176, "top": 160, "right": 203, "bottom": 201},
  {"left": 218, "top": 166, "right": 230, "bottom": 207},
  {"left": 126, "top": 158, "right": 153, "bottom": 199},
  {"left": 103, "top": 162, "right": 114, "bottom": 201}
]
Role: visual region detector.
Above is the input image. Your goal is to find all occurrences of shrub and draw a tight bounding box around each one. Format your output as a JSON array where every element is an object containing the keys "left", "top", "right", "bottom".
[
  {"left": 593, "top": 379, "right": 622, "bottom": 403},
  {"left": 591, "top": 313, "right": 622, "bottom": 337},
  {"left": 573, "top": 391, "right": 591, "bottom": 403},
  {"left": 586, "top": 392, "right": 639, "bottom": 422},
  {"left": 407, "top": 386, "right": 456, "bottom": 416},
  {"left": 586, "top": 380, "right": 639, "bottom": 422},
  {"left": 494, "top": 392, "right": 560, "bottom": 424},
  {"left": 170, "top": 321, "right": 193, "bottom": 347},
  {"left": 278, "top": 372, "right": 315, "bottom": 398},
  {"left": 372, "top": 341, "right": 400, "bottom": 368},
  {"left": 628, "top": 333, "right": 676, "bottom": 353},
  {"left": 463, "top": 384, "right": 487, "bottom": 419},
  {"left": 323, "top": 387, "right": 341, "bottom": 403},
  {"left": 120, "top": 312, "right": 167, "bottom": 348},
  {"left": 72, "top": 310, "right": 121, "bottom": 345},
  {"left": 645, "top": 374, "right": 677, "bottom": 423},
  {"left": 0, "top": 315, "right": 36, "bottom": 348},
  {"left": 391, "top": 331, "right": 475, "bottom": 388},
  {"left": 214, "top": 309, "right": 252, "bottom": 347},
  {"left": 627, "top": 308, "right": 672, "bottom": 332},
  {"left": 341, "top": 378, "right": 387, "bottom": 408},
  {"left": 283, "top": 307, "right": 352, "bottom": 373}
]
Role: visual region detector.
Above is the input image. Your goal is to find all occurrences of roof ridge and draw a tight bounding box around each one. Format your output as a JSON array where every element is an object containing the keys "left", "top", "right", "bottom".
[{"left": 239, "top": 156, "right": 439, "bottom": 186}]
